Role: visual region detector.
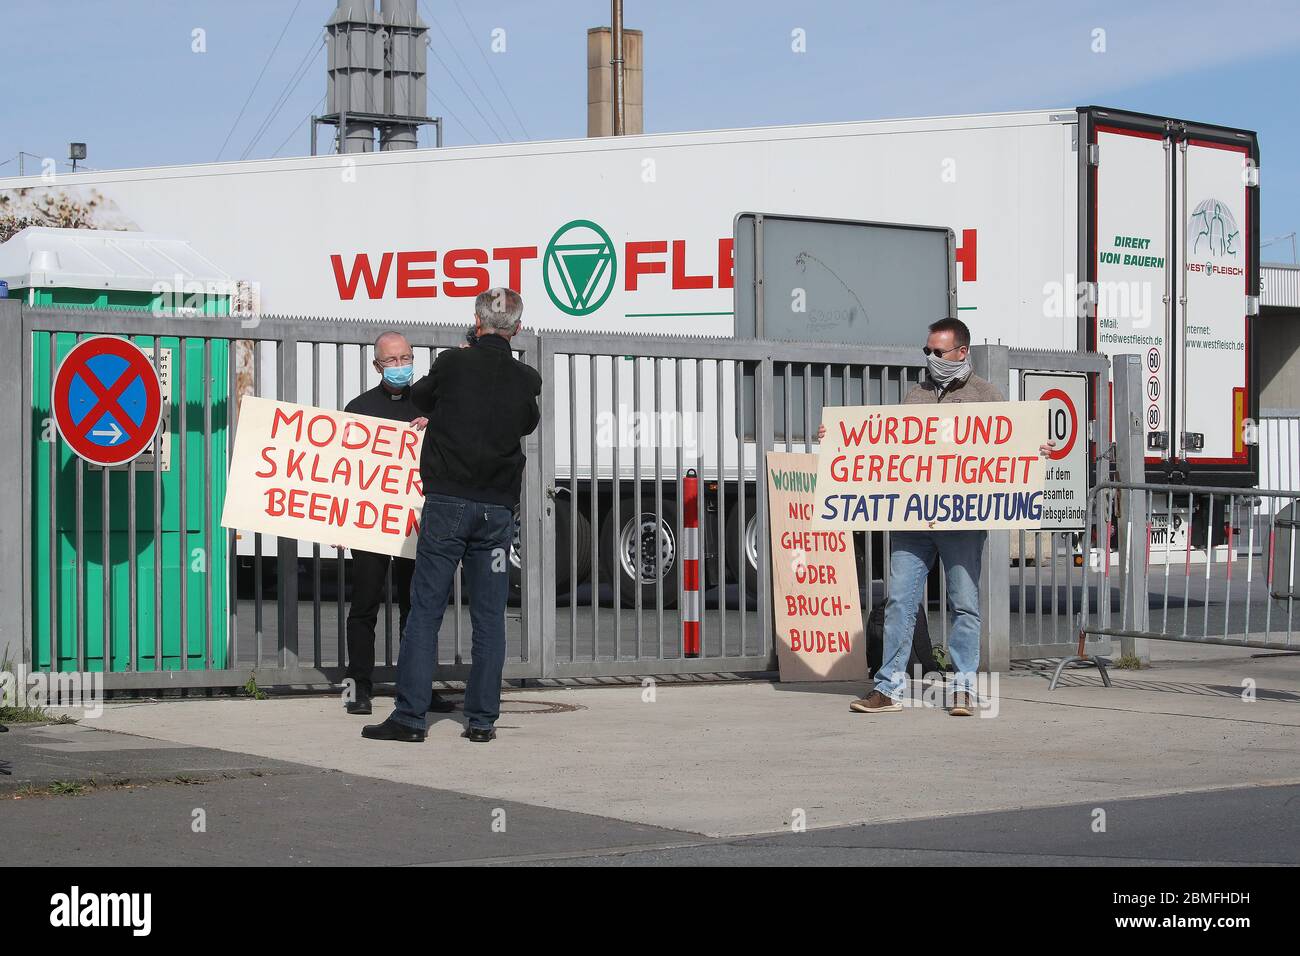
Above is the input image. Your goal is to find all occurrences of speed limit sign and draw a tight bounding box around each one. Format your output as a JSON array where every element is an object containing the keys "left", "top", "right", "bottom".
[{"left": 1022, "top": 372, "right": 1088, "bottom": 530}]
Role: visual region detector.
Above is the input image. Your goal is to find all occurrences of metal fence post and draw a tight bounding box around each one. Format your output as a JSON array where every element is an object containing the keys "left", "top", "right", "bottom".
[
  {"left": 536, "top": 334, "right": 558, "bottom": 678},
  {"left": 756, "top": 352, "right": 775, "bottom": 667},
  {"left": 1112, "top": 354, "right": 1150, "bottom": 660},
  {"left": 0, "top": 300, "right": 28, "bottom": 693},
  {"left": 276, "top": 335, "right": 300, "bottom": 670},
  {"left": 970, "top": 343, "right": 1011, "bottom": 673}
]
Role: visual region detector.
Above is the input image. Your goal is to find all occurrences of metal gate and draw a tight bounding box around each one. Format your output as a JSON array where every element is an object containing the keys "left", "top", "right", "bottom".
[
  {"left": 536, "top": 334, "right": 940, "bottom": 677},
  {"left": 4, "top": 304, "right": 544, "bottom": 691},
  {"left": 1, "top": 301, "right": 1118, "bottom": 692}
]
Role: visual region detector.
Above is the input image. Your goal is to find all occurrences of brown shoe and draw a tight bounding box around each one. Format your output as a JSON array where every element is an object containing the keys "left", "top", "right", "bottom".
[
  {"left": 948, "top": 691, "right": 974, "bottom": 717},
  {"left": 849, "top": 690, "right": 903, "bottom": 714}
]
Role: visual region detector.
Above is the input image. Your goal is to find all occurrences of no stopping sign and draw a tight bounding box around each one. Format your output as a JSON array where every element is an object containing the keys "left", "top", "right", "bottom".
[{"left": 53, "top": 336, "right": 164, "bottom": 467}]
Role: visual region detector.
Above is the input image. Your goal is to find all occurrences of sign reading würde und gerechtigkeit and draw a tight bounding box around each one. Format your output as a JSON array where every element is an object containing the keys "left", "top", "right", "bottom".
[{"left": 813, "top": 402, "right": 1048, "bottom": 531}]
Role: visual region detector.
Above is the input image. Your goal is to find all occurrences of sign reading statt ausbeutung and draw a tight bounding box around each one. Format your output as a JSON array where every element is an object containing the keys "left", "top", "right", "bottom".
[
  {"left": 814, "top": 401, "right": 1049, "bottom": 531},
  {"left": 220, "top": 397, "right": 424, "bottom": 558}
]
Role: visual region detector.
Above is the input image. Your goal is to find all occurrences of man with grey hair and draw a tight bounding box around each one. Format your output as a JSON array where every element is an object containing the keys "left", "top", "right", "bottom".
[{"left": 363, "top": 287, "right": 541, "bottom": 744}]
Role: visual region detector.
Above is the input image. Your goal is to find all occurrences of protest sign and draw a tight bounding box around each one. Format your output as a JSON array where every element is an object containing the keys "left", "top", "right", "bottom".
[
  {"left": 814, "top": 401, "right": 1048, "bottom": 531},
  {"left": 767, "top": 452, "right": 868, "bottom": 682},
  {"left": 220, "top": 396, "right": 424, "bottom": 558}
]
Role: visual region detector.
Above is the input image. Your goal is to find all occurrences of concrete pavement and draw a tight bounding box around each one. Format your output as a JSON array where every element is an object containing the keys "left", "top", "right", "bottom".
[{"left": 39, "top": 644, "right": 1300, "bottom": 840}]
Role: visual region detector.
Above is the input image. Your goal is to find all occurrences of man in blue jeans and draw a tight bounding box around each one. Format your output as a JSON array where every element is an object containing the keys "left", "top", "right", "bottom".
[
  {"left": 822, "top": 318, "right": 1051, "bottom": 717},
  {"left": 363, "top": 287, "right": 541, "bottom": 744}
]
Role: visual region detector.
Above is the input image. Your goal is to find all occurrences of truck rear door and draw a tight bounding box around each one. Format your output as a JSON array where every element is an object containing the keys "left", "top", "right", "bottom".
[
  {"left": 1175, "top": 126, "right": 1259, "bottom": 482},
  {"left": 1081, "top": 107, "right": 1259, "bottom": 487},
  {"left": 1086, "top": 112, "right": 1173, "bottom": 466}
]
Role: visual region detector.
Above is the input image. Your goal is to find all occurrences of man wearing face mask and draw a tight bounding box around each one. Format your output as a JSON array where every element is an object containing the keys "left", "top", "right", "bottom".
[
  {"left": 852, "top": 317, "right": 1045, "bottom": 716},
  {"left": 340, "top": 330, "right": 455, "bottom": 717},
  {"left": 821, "top": 318, "right": 1048, "bottom": 717}
]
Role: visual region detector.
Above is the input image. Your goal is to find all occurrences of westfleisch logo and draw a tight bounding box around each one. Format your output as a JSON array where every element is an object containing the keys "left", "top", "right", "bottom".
[
  {"left": 1186, "top": 198, "right": 1244, "bottom": 278},
  {"left": 543, "top": 219, "right": 617, "bottom": 316},
  {"left": 327, "top": 223, "right": 980, "bottom": 308},
  {"left": 49, "top": 886, "right": 151, "bottom": 936},
  {"left": 329, "top": 223, "right": 733, "bottom": 310}
]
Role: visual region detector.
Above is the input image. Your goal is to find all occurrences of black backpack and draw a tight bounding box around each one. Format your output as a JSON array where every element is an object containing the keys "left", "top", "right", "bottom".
[{"left": 865, "top": 603, "right": 944, "bottom": 678}]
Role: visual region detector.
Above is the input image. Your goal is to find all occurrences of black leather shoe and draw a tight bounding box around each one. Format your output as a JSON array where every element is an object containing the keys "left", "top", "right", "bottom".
[
  {"left": 428, "top": 691, "right": 457, "bottom": 713},
  {"left": 461, "top": 726, "right": 496, "bottom": 743},
  {"left": 345, "top": 695, "right": 372, "bottom": 716},
  {"left": 362, "top": 719, "right": 426, "bottom": 742}
]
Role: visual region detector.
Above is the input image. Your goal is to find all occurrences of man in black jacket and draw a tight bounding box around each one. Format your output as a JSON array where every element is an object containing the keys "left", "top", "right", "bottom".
[
  {"left": 363, "top": 287, "right": 541, "bottom": 744},
  {"left": 340, "top": 330, "right": 455, "bottom": 717}
]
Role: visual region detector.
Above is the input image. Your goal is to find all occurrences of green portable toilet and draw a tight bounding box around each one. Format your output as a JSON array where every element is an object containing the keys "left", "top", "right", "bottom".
[{"left": 1, "top": 226, "right": 233, "bottom": 675}]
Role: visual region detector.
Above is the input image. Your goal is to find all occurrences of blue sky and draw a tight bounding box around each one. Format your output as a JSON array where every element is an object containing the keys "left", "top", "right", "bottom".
[{"left": 2, "top": 0, "right": 1298, "bottom": 259}]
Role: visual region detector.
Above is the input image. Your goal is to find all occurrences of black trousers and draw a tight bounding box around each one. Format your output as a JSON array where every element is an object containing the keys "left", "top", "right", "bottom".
[{"left": 344, "top": 549, "right": 414, "bottom": 696}]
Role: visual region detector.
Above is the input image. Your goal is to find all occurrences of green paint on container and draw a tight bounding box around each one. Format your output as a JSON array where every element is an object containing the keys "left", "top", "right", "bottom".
[{"left": 26, "top": 287, "right": 231, "bottom": 673}]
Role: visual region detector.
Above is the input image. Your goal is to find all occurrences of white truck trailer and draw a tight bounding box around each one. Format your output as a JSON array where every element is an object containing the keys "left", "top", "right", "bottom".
[{"left": 1, "top": 105, "right": 1261, "bottom": 597}]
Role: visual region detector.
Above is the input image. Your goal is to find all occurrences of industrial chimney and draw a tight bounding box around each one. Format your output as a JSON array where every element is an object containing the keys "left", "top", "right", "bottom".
[
  {"left": 587, "top": 18, "right": 643, "bottom": 137},
  {"left": 318, "top": 0, "right": 438, "bottom": 154}
]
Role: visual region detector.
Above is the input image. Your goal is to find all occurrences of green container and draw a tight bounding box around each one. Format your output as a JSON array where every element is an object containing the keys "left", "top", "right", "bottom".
[{"left": 27, "top": 287, "right": 231, "bottom": 673}]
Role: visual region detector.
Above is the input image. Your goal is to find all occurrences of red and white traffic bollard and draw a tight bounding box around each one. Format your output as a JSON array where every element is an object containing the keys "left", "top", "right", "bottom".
[{"left": 683, "top": 468, "right": 700, "bottom": 658}]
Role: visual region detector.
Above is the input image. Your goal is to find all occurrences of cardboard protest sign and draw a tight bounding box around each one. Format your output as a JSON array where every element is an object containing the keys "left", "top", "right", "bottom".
[
  {"left": 766, "top": 452, "right": 868, "bottom": 682},
  {"left": 814, "top": 401, "right": 1048, "bottom": 531},
  {"left": 220, "top": 397, "right": 424, "bottom": 558}
]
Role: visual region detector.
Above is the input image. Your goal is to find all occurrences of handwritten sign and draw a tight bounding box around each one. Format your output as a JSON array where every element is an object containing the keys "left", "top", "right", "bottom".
[
  {"left": 814, "top": 402, "right": 1048, "bottom": 531},
  {"left": 220, "top": 397, "right": 423, "bottom": 558},
  {"left": 766, "top": 452, "right": 868, "bottom": 682}
]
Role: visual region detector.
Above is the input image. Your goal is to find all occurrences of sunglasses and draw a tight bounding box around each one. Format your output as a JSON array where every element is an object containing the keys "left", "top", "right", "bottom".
[{"left": 922, "top": 345, "right": 965, "bottom": 357}]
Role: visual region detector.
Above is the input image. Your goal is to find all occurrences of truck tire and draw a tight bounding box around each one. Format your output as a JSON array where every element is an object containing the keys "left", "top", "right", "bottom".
[
  {"left": 600, "top": 497, "right": 680, "bottom": 609},
  {"left": 508, "top": 497, "right": 591, "bottom": 601},
  {"left": 724, "top": 498, "right": 760, "bottom": 605}
]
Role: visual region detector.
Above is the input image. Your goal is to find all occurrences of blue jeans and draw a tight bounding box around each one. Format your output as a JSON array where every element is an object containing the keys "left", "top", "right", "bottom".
[
  {"left": 874, "top": 530, "right": 985, "bottom": 700},
  {"left": 389, "top": 493, "right": 513, "bottom": 731}
]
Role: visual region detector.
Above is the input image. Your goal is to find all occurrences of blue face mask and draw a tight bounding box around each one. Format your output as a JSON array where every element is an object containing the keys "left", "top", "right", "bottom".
[{"left": 382, "top": 364, "right": 414, "bottom": 388}]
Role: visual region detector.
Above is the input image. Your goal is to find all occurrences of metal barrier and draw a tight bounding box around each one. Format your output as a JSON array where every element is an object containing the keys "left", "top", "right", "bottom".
[
  {"left": 1052, "top": 480, "right": 1300, "bottom": 689},
  {"left": 0, "top": 300, "right": 1118, "bottom": 691},
  {"left": 1253, "top": 413, "right": 1300, "bottom": 550}
]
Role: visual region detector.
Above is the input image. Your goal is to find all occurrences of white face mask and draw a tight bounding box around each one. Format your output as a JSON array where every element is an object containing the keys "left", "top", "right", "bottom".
[{"left": 926, "top": 353, "right": 971, "bottom": 388}]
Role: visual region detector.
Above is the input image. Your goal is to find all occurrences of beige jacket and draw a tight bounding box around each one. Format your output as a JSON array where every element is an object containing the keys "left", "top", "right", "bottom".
[{"left": 903, "top": 372, "right": 1005, "bottom": 405}]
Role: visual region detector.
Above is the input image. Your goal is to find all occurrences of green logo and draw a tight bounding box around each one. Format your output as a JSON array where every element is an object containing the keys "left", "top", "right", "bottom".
[{"left": 543, "top": 219, "right": 617, "bottom": 316}]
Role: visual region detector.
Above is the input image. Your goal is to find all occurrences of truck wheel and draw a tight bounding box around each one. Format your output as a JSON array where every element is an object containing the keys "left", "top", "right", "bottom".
[
  {"left": 600, "top": 497, "right": 680, "bottom": 609},
  {"left": 508, "top": 497, "right": 591, "bottom": 601},
  {"left": 724, "top": 498, "right": 761, "bottom": 605}
]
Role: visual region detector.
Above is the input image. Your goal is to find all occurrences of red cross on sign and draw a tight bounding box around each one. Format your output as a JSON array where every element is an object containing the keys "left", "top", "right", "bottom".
[{"left": 53, "top": 336, "right": 164, "bottom": 467}]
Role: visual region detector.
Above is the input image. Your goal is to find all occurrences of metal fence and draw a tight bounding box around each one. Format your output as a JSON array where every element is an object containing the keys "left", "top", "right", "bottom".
[
  {"left": 1251, "top": 413, "right": 1300, "bottom": 550},
  {"left": 1048, "top": 362, "right": 1300, "bottom": 689},
  {"left": 2, "top": 301, "right": 1116, "bottom": 691},
  {"left": 6, "top": 305, "right": 544, "bottom": 690},
  {"left": 1055, "top": 479, "right": 1300, "bottom": 689}
]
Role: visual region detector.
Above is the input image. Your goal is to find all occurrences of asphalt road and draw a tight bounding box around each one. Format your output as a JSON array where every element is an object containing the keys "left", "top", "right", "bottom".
[{"left": 3, "top": 722, "right": 1297, "bottom": 866}]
